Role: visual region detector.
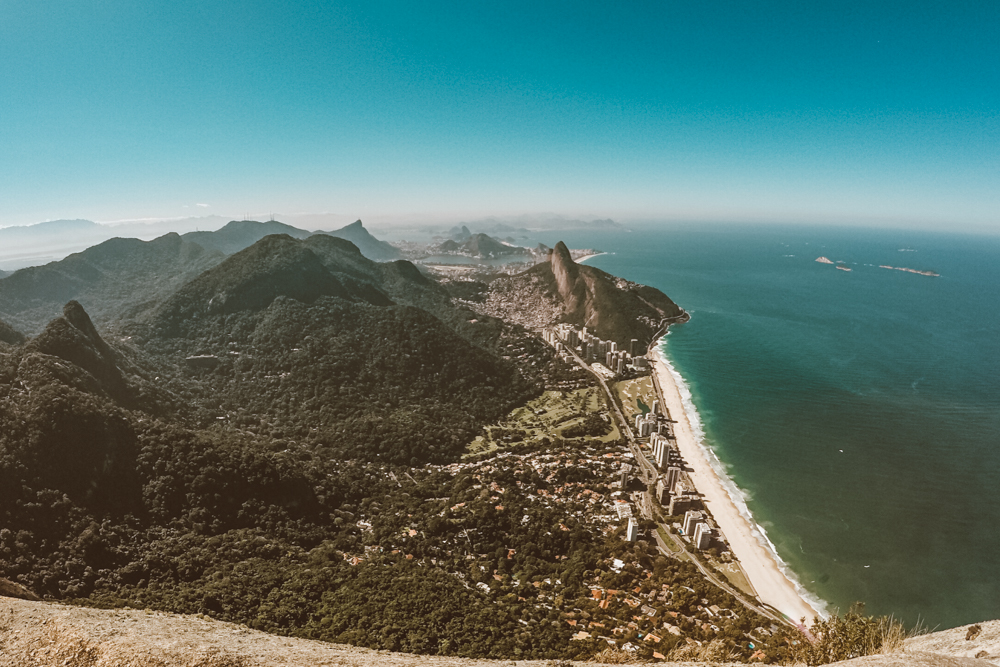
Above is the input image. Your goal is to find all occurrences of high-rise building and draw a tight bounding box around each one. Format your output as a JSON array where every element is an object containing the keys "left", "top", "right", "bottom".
[
  {"left": 652, "top": 436, "right": 669, "bottom": 468},
  {"left": 626, "top": 516, "right": 639, "bottom": 542},
  {"left": 693, "top": 522, "right": 712, "bottom": 550},
  {"left": 665, "top": 466, "right": 681, "bottom": 494},
  {"left": 669, "top": 494, "right": 698, "bottom": 516},
  {"left": 630, "top": 339, "right": 639, "bottom": 357},
  {"left": 655, "top": 477, "right": 671, "bottom": 504},
  {"left": 682, "top": 510, "right": 704, "bottom": 536},
  {"left": 619, "top": 464, "right": 633, "bottom": 489}
]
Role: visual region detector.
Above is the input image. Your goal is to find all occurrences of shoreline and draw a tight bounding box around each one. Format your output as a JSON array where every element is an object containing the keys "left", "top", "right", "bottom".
[
  {"left": 649, "top": 341, "right": 823, "bottom": 624},
  {"left": 574, "top": 252, "right": 606, "bottom": 263}
]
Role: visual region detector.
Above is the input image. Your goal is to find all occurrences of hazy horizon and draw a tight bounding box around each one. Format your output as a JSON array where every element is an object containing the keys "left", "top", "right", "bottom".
[{"left": 2, "top": 1, "right": 996, "bottom": 231}]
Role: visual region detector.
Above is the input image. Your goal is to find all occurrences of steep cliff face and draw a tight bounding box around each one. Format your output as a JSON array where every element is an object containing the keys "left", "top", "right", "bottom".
[
  {"left": 550, "top": 242, "right": 584, "bottom": 313},
  {"left": 480, "top": 241, "right": 685, "bottom": 347}
]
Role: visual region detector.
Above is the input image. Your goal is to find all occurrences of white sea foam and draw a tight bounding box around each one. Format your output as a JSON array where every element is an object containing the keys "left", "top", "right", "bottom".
[{"left": 658, "top": 334, "right": 829, "bottom": 619}]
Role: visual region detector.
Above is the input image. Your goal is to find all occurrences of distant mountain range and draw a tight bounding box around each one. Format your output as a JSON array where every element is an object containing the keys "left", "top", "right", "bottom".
[
  {"left": 179, "top": 219, "right": 400, "bottom": 261},
  {"left": 0, "top": 217, "right": 400, "bottom": 271},
  {"left": 0, "top": 220, "right": 402, "bottom": 334},
  {"left": 0, "top": 233, "right": 224, "bottom": 334}
]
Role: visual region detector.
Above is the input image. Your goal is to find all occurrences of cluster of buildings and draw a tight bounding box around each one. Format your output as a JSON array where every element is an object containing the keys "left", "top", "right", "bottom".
[
  {"left": 634, "top": 406, "right": 717, "bottom": 552},
  {"left": 634, "top": 401, "right": 672, "bottom": 438},
  {"left": 543, "top": 324, "right": 648, "bottom": 377},
  {"left": 681, "top": 510, "right": 714, "bottom": 550}
]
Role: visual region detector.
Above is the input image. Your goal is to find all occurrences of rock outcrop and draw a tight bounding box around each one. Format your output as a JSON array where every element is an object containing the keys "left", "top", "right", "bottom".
[
  {"left": 0, "top": 597, "right": 997, "bottom": 667},
  {"left": 479, "top": 241, "right": 685, "bottom": 347}
]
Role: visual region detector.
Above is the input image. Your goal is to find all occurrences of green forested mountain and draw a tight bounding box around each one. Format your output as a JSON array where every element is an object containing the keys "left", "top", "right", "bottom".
[
  {"left": 180, "top": 219, "right": 401, "bottom": 262},
  {"left": 0, "top": 233, "right": 555, "bottom": 630},
  {"left": 181, "top": 220, "right": 313, "bottom": 255},
  {"left": 0, "top": 317, "right": 24, "bottom": 345},
  {"left": 0, "top": 233, "right": 224, "bottom": 334},
  {"left": 317, "top": 219, "right": 401, "bottom": 261}
]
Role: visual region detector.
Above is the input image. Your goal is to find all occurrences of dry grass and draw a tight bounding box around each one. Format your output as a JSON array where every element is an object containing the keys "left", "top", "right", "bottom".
[
  {"left": 794, "top": 606, "right": 930, "bottom": 665},
  {"left": 589, "top": 647, "right": 639, "bottom": 664},
  {"left": 665, "top": 639, "right": 739, "bottom": 663}
]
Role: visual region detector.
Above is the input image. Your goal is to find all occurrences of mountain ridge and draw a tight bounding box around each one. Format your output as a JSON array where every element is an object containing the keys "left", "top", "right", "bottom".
[
  {"left": 436, "top": 233, "right": 531, "bottom": 259},
  {"left": 0, "top": 232, "right": 224, "bottom": 334},
  {"left": 181, "top": 219, "right": 402, "bottom": 262}
]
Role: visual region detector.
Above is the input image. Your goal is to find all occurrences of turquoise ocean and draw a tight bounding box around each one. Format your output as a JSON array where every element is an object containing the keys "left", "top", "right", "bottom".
[{"left": 527, "top": 223, "right": 1000, "bottom": 629}]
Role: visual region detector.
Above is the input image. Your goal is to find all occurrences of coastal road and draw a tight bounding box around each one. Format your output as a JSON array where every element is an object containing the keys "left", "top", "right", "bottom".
[{"left": 560, "top": 344, "right": 659, "bottom": 484}]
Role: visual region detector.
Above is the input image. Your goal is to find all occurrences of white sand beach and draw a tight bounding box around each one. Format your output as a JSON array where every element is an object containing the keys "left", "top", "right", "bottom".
[{"left": 649, "top": 346, "right": 821, "bottom": 624}]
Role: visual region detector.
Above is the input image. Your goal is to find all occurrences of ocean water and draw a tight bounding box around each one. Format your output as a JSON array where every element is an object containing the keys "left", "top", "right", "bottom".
[{"left": 529, "top": 223, "right": 1000, "bottom": 629}]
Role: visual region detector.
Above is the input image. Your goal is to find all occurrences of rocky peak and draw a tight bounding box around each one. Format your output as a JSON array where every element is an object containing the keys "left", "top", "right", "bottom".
[
  {"left": 550, "top": 240, "right": 584, "bottom": 313},
  {"left": 63, "top": 300, "right": 114, "bottom": 357},
  {"left": 27, "top": 300, "right": 126, "bottom": 398}
]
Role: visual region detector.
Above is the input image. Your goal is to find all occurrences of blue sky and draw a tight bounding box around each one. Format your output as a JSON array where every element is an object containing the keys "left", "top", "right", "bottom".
[{"left": 1, "top": 0, "right": 997, "bottom": 229}]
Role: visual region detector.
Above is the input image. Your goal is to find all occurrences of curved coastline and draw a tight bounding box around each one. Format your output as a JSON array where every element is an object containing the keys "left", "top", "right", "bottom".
[
  {"left": 575, "top": 251, "right": 607, "bottom": 264},
  {"left": 651, "top": 334, "right": 826, "bottom": 623}
]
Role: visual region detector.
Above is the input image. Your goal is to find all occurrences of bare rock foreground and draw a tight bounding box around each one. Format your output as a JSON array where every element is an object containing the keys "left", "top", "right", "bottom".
[
  {"left": 1, "top": 597, "right": 998, "bottom": 667},
  {"left": 0, "top": 598, "right": 728, "bottom": 667}
]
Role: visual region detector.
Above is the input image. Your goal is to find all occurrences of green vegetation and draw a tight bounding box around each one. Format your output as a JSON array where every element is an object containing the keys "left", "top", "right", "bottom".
[
  {"left": 712, "top": 560, "right": 757, "bottom": 600},
  {"left": 795, "top": 604, "right": 907, "bottom": 665},
  {"left": 614, "top": 376, "right": 656, "bottom": 423},
  {"left": 656, "top": 527, "right": 681, "bottom": 553},
  {"left": 465, "top": 387, "right": 620, "bottom": 458},
  {"left": 0, "top": 233, "right": 224, "bottom": 334}
]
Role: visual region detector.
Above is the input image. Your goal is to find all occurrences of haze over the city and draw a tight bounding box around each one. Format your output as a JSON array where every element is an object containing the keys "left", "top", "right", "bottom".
[{"left": 2, "top": 1, "right": 997, "bottom": 231}]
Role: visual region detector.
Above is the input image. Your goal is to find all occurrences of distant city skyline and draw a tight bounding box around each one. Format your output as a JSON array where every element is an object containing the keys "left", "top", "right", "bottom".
[{"left": 2, "top": 1, "right": 997, "bottom": 231}]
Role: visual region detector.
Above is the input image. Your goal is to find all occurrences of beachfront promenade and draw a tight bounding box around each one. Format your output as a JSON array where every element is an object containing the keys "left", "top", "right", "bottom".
[{"left": 556, "top": 329, "right": 816, "bottom": 628}]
